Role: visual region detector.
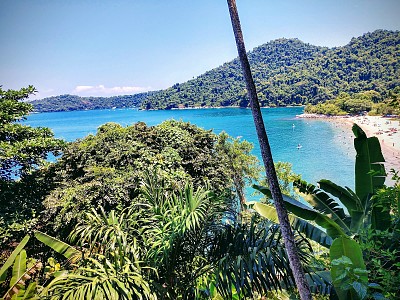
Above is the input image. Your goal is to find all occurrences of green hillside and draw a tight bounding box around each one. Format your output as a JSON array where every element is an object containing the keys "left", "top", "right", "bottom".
[
  {"left": 31, "top": 30, "right": 399, "bottom": 112},
  {"left": 142, "top": 29, "right": 400, "bottom": 109},
  {"left": 30, "top": 92, "right": 155, "bottom": 112}
]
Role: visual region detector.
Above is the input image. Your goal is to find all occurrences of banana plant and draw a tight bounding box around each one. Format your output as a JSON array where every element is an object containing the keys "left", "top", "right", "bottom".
[
  {"left": 0, "top": 235, "right": 30, "bottom": 284},
  {"left": 251, "top": 124, "right": 388, "bottom": 300},
  {"left": 329, "top": 237, "right": 368, "bottom": 300},
  {"left": 2, "top": 250, "right": 42, "bottom": 300},
  {"left": 249, "top": 192, "right": 338, "bottom": 248},
  {"left": 0, "top": 231, "right": 82, "bottom": 299},
  {"left": 252, "top": 124, "right": 389, "bottom": 241},
  {"left": 295, "top": 124, "right": 388, "bottom": 235},
  {"left": 34, "top": 231, "right": 82, "bottom": 263}
]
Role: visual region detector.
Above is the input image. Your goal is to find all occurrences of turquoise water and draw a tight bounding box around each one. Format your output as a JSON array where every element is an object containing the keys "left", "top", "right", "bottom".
[{"left": 25, "top": 107, "right": 356, "bottom": 189}]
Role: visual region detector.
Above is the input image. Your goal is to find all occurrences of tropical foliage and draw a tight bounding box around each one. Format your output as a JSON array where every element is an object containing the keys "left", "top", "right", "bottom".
[
  {"left": 40, "top": 120, "right": 260, "bottom": 237},
  {"left": 0, "top": 86, "right": 65, "bottom": 258},
  {"left": 253, "top": 124, "right": 388, "bottom": 237},
  {"left": 2, "top": 73, "right": 400, "bottom": 299},
  {"left": 305, "top": 88, "right": 400, "bottom": 116},
  {"left": 3, "top": 87, "right": 325, "bottom": 299},
  {"left": 252, "top": 124, "right": 400, "bottom": 299},
  {"left": 1, "top": 174, "right": 319, "bottom": 299},
  {"left": 0, "top": 86, "right": 65, "bottom": 180},
  {"left": 357, "top": 170, "right": 400, "bottom": 299}
]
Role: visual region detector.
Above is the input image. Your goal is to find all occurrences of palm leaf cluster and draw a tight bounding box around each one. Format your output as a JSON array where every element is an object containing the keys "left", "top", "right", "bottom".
[
  {"left": 210, "top": 219, "right": 312, "bottom": 298},
  {"left": 38, "top": 171, "right": 315, "bottom": 299},
  {"left": 43, "top": 255, "right": 153, "bottom": 300}
]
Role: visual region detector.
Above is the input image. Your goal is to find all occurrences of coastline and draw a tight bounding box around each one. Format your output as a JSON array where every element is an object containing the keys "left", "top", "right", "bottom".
[{"left": 297, "top": 114, "right": 400, "bottom": 175}]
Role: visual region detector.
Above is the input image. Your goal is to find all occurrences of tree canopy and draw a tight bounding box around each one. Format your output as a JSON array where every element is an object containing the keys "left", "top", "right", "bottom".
[
  {"left": 305, "top": 88, "right": 400, "bottom": 115},
  {"left": 40, "top": 120, "right": 260, "bottom": 235},
  {"left": 0, "top": 86, "right": 66, "bottom": 251},
  {"left": 0, "top": 86, "right": 65, "bottom": 180}
]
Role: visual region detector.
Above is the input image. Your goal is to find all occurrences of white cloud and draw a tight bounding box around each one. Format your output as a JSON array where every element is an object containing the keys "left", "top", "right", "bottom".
[{"left": 72, "top": 85, "right": 151, "bottom": 97}]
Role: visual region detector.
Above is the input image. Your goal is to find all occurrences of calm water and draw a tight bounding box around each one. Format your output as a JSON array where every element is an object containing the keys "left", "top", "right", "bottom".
[{"left": 26, "top": 107, "right": 356, "bottom": 189}]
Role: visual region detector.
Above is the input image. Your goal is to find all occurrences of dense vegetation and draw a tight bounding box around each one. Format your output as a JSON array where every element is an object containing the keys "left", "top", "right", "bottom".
[
  {"left": 253, "top": 123, "right": 400, "bottom": 299},
  {"left": 2, "top": 35, "right": 400, "bottom": 297},
  {"left": 2, "top": 84, "right": 400, "bottom": 298},
  {"left": 0, "top": 86, "right": 65, "bottom": 242},
  {"left": 40, "top": 119, "right": 261, "bottom": 237},
  {"left": 304, "top": 88, "right": 400, "bottom": 116},
  {"left": 3, "top": 87, "right": 323, "bottom": 299},
  {"left": 30, "top": 30, "right": 400, "bottom": 113},
  {"left": 142, "top": 30, "right": 400, "bottom": 109},
  {"left": 30, "top": 92, "right": 155, "bottom": 112}
]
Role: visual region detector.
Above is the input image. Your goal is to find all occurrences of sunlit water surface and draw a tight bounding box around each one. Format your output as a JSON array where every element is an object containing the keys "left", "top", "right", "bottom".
[{"left": 26, "top": 107, "right": 356, "bottom": 197}]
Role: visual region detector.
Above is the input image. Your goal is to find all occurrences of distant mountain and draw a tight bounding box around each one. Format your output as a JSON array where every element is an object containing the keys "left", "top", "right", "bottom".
[
  {"left": 32, "top": 30, "right": 399, "bottom": 112},
  {"left": 30, "top": 92, "right": 156, "bottom": 112},
  {"left": 142, "top": 30, "right": 400, "bottom": 109}
]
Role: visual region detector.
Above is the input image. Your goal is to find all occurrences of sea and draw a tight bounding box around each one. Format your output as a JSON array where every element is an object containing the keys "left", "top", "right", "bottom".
[{"left": 25, "top": 106, "right": 356, "bottom": 192}]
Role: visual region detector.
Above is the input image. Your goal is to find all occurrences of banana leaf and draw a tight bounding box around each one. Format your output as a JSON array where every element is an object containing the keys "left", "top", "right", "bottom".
[
  {"left": 294, "top": 180, "right": 351, "bottom": 235},
  {"left": 330, "top": 237, "right": 366, "bottom": 274},
  {"left": 253, "top": 185, "right": 346, "bottom": 239},
  {"left": 318, "top": 179, "right": 360, "bottom": 213},
  {"left": 34, "top": 231, "right": 81, "bottom": 262},
  {"left": 0, "top": 235, "right": 30, "bottom": 283},
  {"left": 10, "top": 250, "right": 27, "bottom": 287},
  {"left": 3, "top": 249, "right": 42, "bottom": 300},
  {"left": 352, "top": 124, "right": 390, "bottom": 231},
  {"left": 251, "top": 202, "right": 333, "bottom": 248},
  {"left": 352, "top": 124, "right": 385, "bottom": 205}
]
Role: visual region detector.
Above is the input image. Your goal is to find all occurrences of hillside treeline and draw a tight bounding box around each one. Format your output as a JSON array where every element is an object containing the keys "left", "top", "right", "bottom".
[
  {"left": 31, "top": 92, "right": 155, "bottom": 112},
  {"left": 142, "top": 30, "right": 400, "bottom": 109},
  {"left": 304, "top": 88, "right": 400, "bottom": 116},
  {"left": 30, "top": 30, "right": 400, "bottom": 112}
]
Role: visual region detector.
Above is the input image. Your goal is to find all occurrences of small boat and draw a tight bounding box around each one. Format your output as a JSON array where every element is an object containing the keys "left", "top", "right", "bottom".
[{"left": 296, "top": 144, "right": 302, "bottom": 149}]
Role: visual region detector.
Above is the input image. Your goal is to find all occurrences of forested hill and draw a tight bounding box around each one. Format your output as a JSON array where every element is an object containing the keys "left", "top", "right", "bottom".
[
  {"left": 31, "top": 30, "right": 399, "bottom": 112},
  {"left": 30, "top": 92, "right": 156, "bottom": 112},
  {"left": 142, "top": 29, "right": 400, "bottom": 109}
]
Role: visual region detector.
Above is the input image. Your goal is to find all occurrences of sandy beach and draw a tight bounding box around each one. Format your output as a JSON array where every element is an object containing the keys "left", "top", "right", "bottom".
[
  {"left": 298, "top": 114, "right": 400, "bottom": 178},
  {"left": 346, "top": 116, "right": 400, "bottom": 173}
]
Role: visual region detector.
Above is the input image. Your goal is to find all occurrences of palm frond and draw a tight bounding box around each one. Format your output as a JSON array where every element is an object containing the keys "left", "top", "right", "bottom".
[
  {"left": 209, "top": 219, "right": 313, "bottom": 298},
  {"left": 42, "top": 255, "right": 155, "bottom": 300}
]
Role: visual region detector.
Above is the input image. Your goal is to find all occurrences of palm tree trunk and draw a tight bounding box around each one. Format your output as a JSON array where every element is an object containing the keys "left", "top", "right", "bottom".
[{"left": 226, "top": 1, "right": 312, "bottom": 299}]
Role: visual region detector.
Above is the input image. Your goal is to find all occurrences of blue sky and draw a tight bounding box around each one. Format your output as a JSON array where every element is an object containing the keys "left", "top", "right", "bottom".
[{"left": 1, "top": 0, "right": 399, "bottom": 99}]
